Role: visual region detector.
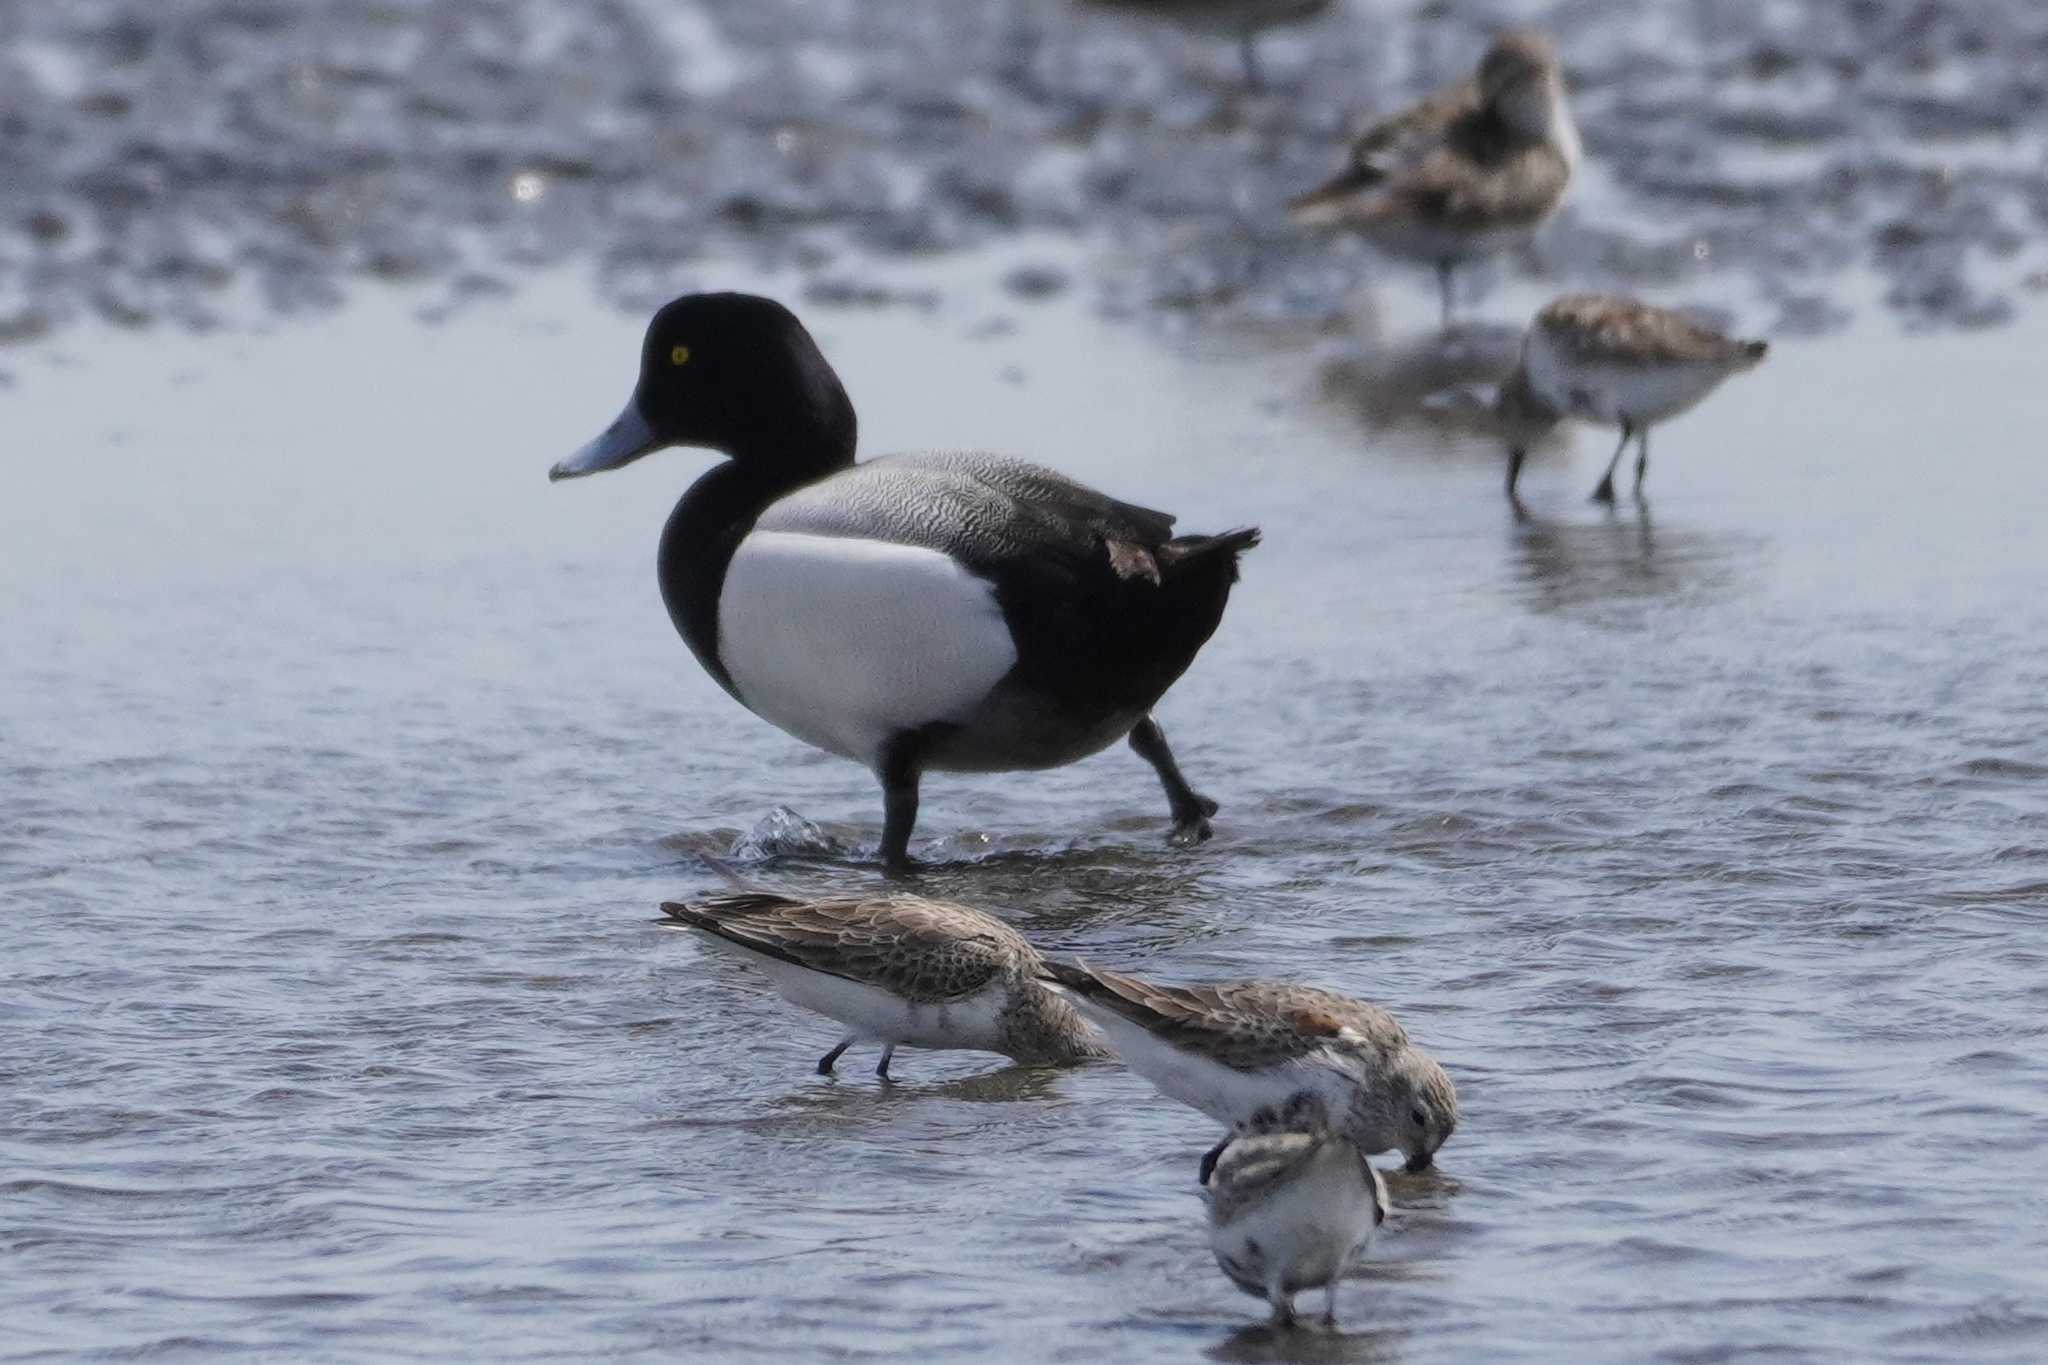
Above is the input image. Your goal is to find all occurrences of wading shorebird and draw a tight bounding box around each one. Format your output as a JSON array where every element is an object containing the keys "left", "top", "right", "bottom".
[
  {"left": 1288, "top": 30, "right": 1580, "bottom": 326},
  {"left": 1041, "top": 961, "right": 1458, "bottom": 1172},
  {"left": 551, "top": 293, "right": 1257, "bottom": 873},
  {"left": 1497, "top": 293, "right": 1770, "bottom": 509},
  {"left": 1202, "top": 1092, "right": 1390, "bottom": 1329},
  {"left": 660, "top": 893, "right": 1109, "bottom": 1079},
  {"left": 1079, "top": 0, "right": 1333, "bottom": 91}
]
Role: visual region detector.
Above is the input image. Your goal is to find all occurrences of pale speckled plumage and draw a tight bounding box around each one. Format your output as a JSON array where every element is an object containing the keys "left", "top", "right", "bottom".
[
  {"left": 1203, "top": 1093, "right": 1390, "bottom": 1326},
  {"left": 1290, "top": 30, "right": 1579, "bottom": 320},
  {"left": 1041, "top": 961, "right": 1458, "bottom": 1170},
  {"left": 1498, "top": 293, "right": 1771, "bottom": 505},
  {"left": 661, "top": 893, "right": 1109, "bottom": 1070}
]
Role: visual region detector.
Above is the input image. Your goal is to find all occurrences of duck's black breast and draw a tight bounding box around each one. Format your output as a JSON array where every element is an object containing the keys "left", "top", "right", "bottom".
[{"left": 657, "top": 462, "right": 774, "bottom": 700}]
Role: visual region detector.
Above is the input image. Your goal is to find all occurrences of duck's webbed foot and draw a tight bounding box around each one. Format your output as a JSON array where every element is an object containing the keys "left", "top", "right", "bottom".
[{"left": 1129, "top": 716, "right": 1218, "bottom": 848}]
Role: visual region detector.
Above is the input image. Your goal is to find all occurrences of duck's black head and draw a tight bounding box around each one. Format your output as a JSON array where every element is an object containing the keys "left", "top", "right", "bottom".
[{"left": 549, "top": 292, "right": 857, "bottom": 483}]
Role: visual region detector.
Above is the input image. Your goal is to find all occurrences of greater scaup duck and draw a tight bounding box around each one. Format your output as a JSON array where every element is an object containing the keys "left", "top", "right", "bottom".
[
  {"left": 1289, "top": 31, "right": 1580, "bottom": 327},
  {"left": 659, "top": 892, "right": 1109, "bottom": 1078},
  {"left": 550, "top": 292, "right": 1258, "bottom": 872},
  {"left": 1497, "top": 293, "right": 1769, "bottom": 509}
]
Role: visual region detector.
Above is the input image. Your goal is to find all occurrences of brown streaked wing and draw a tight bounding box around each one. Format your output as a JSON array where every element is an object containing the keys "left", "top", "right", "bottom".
[
  {"left": 1536, "top": 294, "right": 1753, "bottom": 367},
  {"left": 1349, "top": 79, "right": 1479, "bottom": 177},
  {"left": 662, "top": 893, "right": 1032, "bottom": 1003},
  {"left": 1384, "top": 140, "right": 1570, "bottom": 233},
  {"left": 1048, "top": 964, "right": 1410, "bottom": 1071}
]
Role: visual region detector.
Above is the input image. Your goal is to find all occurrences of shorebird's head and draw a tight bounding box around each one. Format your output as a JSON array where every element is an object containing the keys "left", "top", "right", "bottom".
[
  {"left": 1479, "top": 30, "right": 1566, "bottom": 140},
  {"left": 1361, "top": 1050, "right": 1459, "bottom": 1173}
]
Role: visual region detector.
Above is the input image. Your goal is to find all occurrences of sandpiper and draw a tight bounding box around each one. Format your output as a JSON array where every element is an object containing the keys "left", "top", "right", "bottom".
[
  {"left": 1288, "top": 30, "right": 1580, "bottom": 325},
  {"left": 1079, "top": 0, "right": 1334, "bottom": 90},
  {"left": 1041, "top": 961, "right": 1457, "bottom": 1171},
  {"left": 661, "top": 893, "right": 1109, "bottom": 1078},
  {"left": 1202, "top": 1091, "right": 1390, "bottom": 1328},
  {"left": 1497, "top": 293, "right": 1770, "bottom": 508}
]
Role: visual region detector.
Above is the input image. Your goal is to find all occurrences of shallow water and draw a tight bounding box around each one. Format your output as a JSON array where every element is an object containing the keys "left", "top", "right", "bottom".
[
  {"left": 7, "top": 244, "right": 2048, "bottom": 1361},
  {"left": 10, "top": 0, "right": 2048, "bottom": 1356}
]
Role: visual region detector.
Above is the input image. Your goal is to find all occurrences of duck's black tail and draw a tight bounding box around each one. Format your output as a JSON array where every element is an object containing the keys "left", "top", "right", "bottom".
[{"left": 1160, "top": 526, "right": 1261, "bottom": 583}]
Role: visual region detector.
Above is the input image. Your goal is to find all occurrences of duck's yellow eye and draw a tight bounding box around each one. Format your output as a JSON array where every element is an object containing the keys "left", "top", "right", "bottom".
[{"left": 670, "top": 344, "right": 692, "bottom": 366}]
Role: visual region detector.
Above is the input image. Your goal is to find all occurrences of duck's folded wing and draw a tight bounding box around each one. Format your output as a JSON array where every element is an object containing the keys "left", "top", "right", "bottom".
[
  {"left": 660, "top": 893, "right": 1021, "bottom": 1002},
  {"left": 753, "top": 451, "right": 1179, "bottom": 577}
]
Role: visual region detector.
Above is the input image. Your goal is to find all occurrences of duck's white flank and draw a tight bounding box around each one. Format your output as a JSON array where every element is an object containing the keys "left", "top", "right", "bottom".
[
  {"left": 717, "top": 531, "right": 1019, "bottom": 764},
  {"left": 691, "top": 933, "right": 1010, "bottom": 1050}
]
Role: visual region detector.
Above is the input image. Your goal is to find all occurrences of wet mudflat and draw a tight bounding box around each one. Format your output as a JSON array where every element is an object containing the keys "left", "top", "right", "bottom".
[{"left": 6, "top": 1, "right": 2048, "bottom": 1361}]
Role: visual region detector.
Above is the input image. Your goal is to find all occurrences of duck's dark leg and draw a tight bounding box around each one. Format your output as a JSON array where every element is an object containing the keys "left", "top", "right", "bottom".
[
  {"left": 1129, "top": 716, "right": 1217, "bottom": 847},
  {"left": 1632, "top": 427, "right": 1651, "bottom": 500},
  {"left": 1591, "top": 423, "right": 1632, "bottom": 503},
  {"left": 875, "top": 1044, "right": 896, "bottom": 1080},
  {"left": 817, "top": 1038, "right": 852, "bottom": 1075},
  {"left": 876, "top": 730, "right": 930, "bottom": 876}
]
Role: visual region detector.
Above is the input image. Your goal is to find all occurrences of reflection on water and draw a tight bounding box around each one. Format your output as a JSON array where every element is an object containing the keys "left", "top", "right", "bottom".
[
  {"left": 1315, "top": 323, "right": 1526, "bottom": 450},
  {"left": 1208, "top": 1320, "right": 1404, "bottom": 1364},
  {"left": 1507, "top": 507, "right": 1761, "bottom": 617}
]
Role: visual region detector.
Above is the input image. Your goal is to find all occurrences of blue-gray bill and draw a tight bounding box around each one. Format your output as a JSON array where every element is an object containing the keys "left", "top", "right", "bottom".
[{"left": 549, "top": 400, "right": 660, "bottom": 481}]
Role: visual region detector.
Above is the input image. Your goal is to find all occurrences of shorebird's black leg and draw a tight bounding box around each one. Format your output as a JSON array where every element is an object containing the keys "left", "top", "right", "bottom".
[
  {"left": 1632, "top": 427, "right": 1651, "bottom": 500},
  {"left": 875, "top": 1044, "right": 896, "bottom": 1080},
  {"left": 1435, "top": 260, "right": 1456, "bottom": 329},
  {"left": 1239, "top": 31, "right": 1263, "bottom": 91},
  {"left": 1129, "top": 715, "right": 1217, "bottom": 847},
  {"left": 1506, "top": 447, "right": 1530, "bottom": 519},
  {"left": 817, "top": 1038, "right": 852, "bottom": 1075},
  {"left": 1322, "top": 1282, "right": 1340, "bottom": 1327},
  {"left": 1592, "top": 423, "right": 1632, "bottom": 503}
]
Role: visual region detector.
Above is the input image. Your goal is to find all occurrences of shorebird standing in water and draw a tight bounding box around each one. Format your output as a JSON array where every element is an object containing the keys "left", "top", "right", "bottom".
[
  {"left": 1289, "top": 30, "right": 1580, "bottom": 326},
  {"left": 661, "top": 893, "right": 1109, "bottom": 1079},
  {"left": 1041, "top": 961, "right": 1458, "bottom": 1172},
  {"left": 1078, "top": 0, "right": 1333, "bottom": 91},
  {"left": 1497, "top": 294, "right": 1770, "bottom": 510},
  {"left": 1202, "top": 1091, "right": 1390, "bottom": 1328}
]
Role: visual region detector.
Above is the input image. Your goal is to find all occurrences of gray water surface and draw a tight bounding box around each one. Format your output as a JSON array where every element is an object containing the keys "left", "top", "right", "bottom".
[{"left": 7, "top": 251, "right": 2048, "bottom": 1361}]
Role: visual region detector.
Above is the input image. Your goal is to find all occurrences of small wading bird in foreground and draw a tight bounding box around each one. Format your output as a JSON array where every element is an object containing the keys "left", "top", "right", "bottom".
[
  {"left": 1496, "top": 293, "right": 1770, "bottom": 511},
  {"left": 1289, "top": 30, "right": 1580, "bottom": 327},
  {"left": 550, "top": 293, "right": 1257, "bottom": 873},
  {"left": 1202, "top": 1091, "right": 1390, "bottom": 1328},
  {"left": 659, "top": 892, "right": 1109, "bottom": 1079},
  {"left": 1041, "top": 960, "right": 1458, "bottom": 1173}
]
